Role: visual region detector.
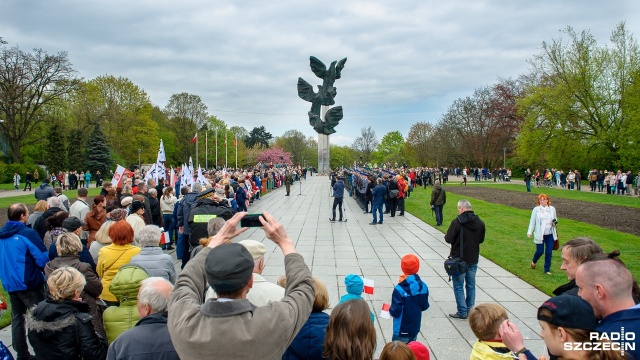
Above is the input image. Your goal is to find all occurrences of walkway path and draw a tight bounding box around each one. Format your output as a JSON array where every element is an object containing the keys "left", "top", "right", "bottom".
[{"left": 1, "top": 175, "right": 549, "bottom": 359}]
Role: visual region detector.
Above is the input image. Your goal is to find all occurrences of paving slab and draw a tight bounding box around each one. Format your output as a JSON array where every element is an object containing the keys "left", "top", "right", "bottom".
[{"left": 1, "top": 174, "right": 549, "bottom": 359}]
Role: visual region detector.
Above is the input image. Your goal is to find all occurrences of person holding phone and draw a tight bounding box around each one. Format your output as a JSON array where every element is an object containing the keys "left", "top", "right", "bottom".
[{"left": 527, "top": 194, "right": 558, "bottom": 275}]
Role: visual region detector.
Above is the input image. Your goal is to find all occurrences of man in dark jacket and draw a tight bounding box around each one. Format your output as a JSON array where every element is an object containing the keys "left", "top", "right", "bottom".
[
  {"left": 107, "top": 277, "right": 179, "bottom": 360},
  {"left": 176, "top": 183, "right": 203, "bottom": 268},
  {"left": 552, "top": 238, "right": 603, "bottom": 296},
  {"left": 0, "top": 203, "right": 49, "bottom": 360},
  {"left": 444, "top": 199, "right": 485, "bottom": 319},
  {"left": 370, "top": 178, "right": 386, "bottom": 225},
  {"left": 34, "top": 178, "right": 55, "bottom": 201},
  {"left": 330, "top": 176, "right": 345, "bottom": 222},
  {"left": 23, "top": 171, "right": 33, "bottom": 191},
  {"left": 33, "top": 196, "right": 65, "bottom": 240},
  {"left": 188, "top": 188, "right": 235, "bottom": 249},
  {"left": 429, "top": 180, "right": 446, "bottom": 226}
]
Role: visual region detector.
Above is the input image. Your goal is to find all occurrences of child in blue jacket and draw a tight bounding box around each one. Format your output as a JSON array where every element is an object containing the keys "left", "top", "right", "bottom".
[
  {"left": 390, "top": 254, "right": 429, "bottom": 343},
  {"left": 338, "top": 274, "right": 375, "bottom": 323}
]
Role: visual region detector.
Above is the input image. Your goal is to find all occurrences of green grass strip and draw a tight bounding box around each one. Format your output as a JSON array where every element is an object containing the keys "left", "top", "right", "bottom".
[
  {"left": 0, "top": 188, "right": 103, "bottom": 209},
  {"left": 0, "top": 281, "right": 10, "bottom": 329},
  {"left": 405, "top": 187, "right": 640, "bottom": 295}
]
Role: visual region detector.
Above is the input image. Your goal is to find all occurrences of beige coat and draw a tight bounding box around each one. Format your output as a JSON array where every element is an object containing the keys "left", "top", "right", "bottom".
[{"left": 168, "top": 248, "right": 314, "bottom": 360}]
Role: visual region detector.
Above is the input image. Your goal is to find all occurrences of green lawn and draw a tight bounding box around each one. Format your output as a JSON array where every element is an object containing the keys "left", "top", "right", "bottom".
[
  {"left": 463, "top": 181, "right": 640, "bottom": 209},
  {"left": 0, "top": 281, "right": 10, "bottom": 329},
  {"left": 0, "top": 187, "right": 103, "bottom": 209},
  {"left": 405, "top": 187, "right": 640, "bottom": 295}
]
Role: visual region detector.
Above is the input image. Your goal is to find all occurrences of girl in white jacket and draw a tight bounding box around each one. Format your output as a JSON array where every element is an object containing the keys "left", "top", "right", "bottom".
[{"left": 527, "top": 194, "right": 558, "bottom": 275}]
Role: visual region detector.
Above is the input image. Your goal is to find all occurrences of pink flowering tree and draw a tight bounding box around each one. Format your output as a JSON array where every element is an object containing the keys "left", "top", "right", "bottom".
[{"left": 257, "top": 147, "right": 293, "bottom": 166}]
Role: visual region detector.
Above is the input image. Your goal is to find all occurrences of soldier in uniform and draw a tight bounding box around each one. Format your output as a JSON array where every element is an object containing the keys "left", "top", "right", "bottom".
[{"left": 285, "top": 171, "right": 293, "bottom": 196}]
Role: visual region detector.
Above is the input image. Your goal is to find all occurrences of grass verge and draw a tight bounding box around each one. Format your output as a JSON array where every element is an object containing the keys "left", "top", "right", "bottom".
[
  {"left": 0, "top": 187, "right": 103, "bottom": 209},
  {"left": 464, "top": 182, "right": 640, "bottom": 209},
  {"left": 405, "top": 187, "right": 640, "bottom": 295},
  {"left": 0, "top": 281, "right": 10, "bottom": 329}
]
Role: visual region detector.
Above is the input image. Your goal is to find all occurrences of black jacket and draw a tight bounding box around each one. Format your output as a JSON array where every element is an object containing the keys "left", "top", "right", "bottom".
[
  {"left": 34, "top": 207, "right": 64, "bottom": 240},
  {"left": 552, "top": 279, "right": 579, "bottom": 296},
  {"left": 187, "top": 198, "right": 235, "bottom": 247},
  {"left": 27, "top": 299, "right": 107, "bottom": 360},
  {"left": 445, "top": 211, "right": 485, "bottom": 265},
  {"left": 149, "top": 197, "right": 162, "bottom": 227},
  {"left": 106, "top": 312, "right": 179, "bottom": 360}
]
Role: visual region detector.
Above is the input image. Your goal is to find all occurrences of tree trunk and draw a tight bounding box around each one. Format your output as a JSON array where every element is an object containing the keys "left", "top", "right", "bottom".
[{"left": 10, "top": 138, "right": 21, "bottom": 164}]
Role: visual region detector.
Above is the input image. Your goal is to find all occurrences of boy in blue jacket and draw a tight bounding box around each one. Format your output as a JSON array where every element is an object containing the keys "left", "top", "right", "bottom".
[{"left": 390, "top": 254, "right": 429, "bottom": 343}]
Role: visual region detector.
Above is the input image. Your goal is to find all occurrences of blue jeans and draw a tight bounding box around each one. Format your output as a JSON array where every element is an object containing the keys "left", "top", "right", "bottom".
[
  {"left": 372, "top": 203, "right": 383, "bottom": 223},
  {"left": 10, "top": 288, "right": 46, "bottom": 360},
  {"left": 392, "top": 334, "right": 416, "bottom": 344},
  {"left": 532, "top": 234, "right": 555, "bottom": 272},
  {"left": 434, "top": 204, "right": 443, "bottom": 225},
  {"left": 177, "top": 232, "right": 185, "bottom": 259},
  {"left": 452, "top": 263, "right": 477, "bottom": 317},
  {"left": 525, "top": 179, "right": 531, "bottom": 192},
  {"left": 162, "top": 214, "right": 174, "bottom": 246}
]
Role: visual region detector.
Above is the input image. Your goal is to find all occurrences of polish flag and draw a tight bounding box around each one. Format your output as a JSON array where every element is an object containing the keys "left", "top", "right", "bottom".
[
  {"left": 190, "top": 133, "right": 197, "bottom": 143},
  {"left": 363, "top": 278, "right": 374, "bottom": 295},
  {"left": 160, "top": 231, "right": 170, "bottom": 245},
  {"left": 380, "top": 303, "right": 391, "bottom": 319}
]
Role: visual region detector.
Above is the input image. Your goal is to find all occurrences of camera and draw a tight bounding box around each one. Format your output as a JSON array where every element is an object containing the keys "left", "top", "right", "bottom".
[{"left": 240, "top": 214, "right": 264, "bottom": 228}]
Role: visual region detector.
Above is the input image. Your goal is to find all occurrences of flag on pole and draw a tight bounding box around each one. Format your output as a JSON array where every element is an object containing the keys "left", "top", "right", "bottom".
[
  {"left": 190, "top": 133, "right": 198, "bottom": 143},
  {"left": 363, "top": 278, "right": 375, "bottom": 295},
  {"left": 380, "top": 303, "right": 391, "bottom": 319},
  {"left": 196, "top": 166, "right": 211, "bottom": 186},
  {"left": 169, "top": 168, "right": 175, "bottom": 187},
  {"left": 157, "top": 139, "right": 166, "bottom": 162},
  {"left": 111, "top": 165, "right": 126, "bottom": 186},
  {"left": 144, "top": 163, "right": 157, "bottom": 181},
  {"left": 234, "top": 134, "right": 237, "bottom": 147}
]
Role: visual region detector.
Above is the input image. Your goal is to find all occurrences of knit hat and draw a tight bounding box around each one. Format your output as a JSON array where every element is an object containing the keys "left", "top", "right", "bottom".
[
  {"left": 205, "top": 243, "right": 254, "bottom": 292},
  {"left": 239, "top": 240, "right": 266, "bottom": 261},
  {"left": 407, "top": 341, "right": 430, "bottom": 360},
  {"left": 401, "top": 254, "right": 420, "bottom": 275},
  {"left": 109, "top": 208, "right": 128, "bottom": 222},
  {"left": 344, "top": 274, "right": 364, "bottom": 295},
  {"left": 537, "top": 295, "right": 597, "bottom": 331},
  {"left": 130, "top": 200, "right": 144, "bottom": 213}
]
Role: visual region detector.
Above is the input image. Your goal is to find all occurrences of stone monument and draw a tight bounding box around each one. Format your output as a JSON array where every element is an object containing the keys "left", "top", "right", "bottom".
[{"left": 297, "top": 56, "right": 347, "bottom": 175}]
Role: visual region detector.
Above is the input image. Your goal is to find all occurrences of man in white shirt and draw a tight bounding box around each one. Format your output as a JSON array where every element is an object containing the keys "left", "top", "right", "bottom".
[
  {"left": 240, "top": 239, "right": 285, "bottom": 306},
  {"left": 69, "top": 188, "right": 91, "bottom": 243}
]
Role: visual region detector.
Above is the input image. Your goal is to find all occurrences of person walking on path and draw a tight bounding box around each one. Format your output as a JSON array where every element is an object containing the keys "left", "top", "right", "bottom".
[
  {"left": 13, "top": 172, "right": 21, "bottom": 192},
  {"left": 430, "top": 180, "right": 446, "bottom": 226},
  {"left": 23, "top": 171, "right": 32, "bottom": 191},
  {"left": 445, "top": 199, "right": 486, "bottom": 319},
  {"left": 527, "top": 194, "right": 558, "bottom": 275}
]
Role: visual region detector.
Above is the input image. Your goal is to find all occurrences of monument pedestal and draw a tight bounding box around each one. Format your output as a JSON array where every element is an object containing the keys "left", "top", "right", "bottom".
[{"left": 318, "top": 133, "right": 329, "bottom": 175}]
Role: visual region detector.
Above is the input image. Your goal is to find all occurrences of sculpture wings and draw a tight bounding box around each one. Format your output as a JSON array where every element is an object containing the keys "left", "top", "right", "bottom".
[{"left": 297, "top": 56, "right": 347, "bottom": 135}]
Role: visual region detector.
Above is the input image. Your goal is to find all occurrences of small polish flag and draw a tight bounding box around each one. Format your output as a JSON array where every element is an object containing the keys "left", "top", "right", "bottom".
[
  {"left": 380, "top": 303, "right": 391, "bottom": 319},
  {"left": 190, "top": 133, "right": 198, "bottom": 143},
  {"left": 363, "top": 278, "right": 374, "bottom": 295},
  {"left": 160, "top": 231, "right": 169, "bottom": 245}
]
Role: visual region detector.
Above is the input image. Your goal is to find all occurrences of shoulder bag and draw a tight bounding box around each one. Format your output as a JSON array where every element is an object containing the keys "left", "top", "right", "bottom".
[{"left": 444, "top": 220, "right": 468, "bottom": 281}]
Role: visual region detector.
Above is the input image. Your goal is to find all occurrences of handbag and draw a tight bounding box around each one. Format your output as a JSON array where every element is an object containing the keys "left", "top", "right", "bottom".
[
  {"left": 389, "top": 189, "right": 399, "bottom": 198},
  {"left": 552, "top": 219, "right": 559, "bottom": 250},
  {"left": 444, "top": 220, "right": 468, "bottom": 280}
]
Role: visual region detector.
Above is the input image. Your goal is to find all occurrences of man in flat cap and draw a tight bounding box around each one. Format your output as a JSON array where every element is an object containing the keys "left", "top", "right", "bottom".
[
  {"left": 168, "top": 211, "right": 314, "bottom": 360},
  {"left": 187, "top": 187, "right": 235, "bottom": 259}
]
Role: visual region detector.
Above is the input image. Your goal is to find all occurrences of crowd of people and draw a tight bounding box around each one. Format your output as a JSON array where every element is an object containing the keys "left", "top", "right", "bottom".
[
  {"left": 524, "top": 168, "right": 640, "bottom": 196},
  {"left": 1, "top": 162, "right": 639, "bottom": 359}
]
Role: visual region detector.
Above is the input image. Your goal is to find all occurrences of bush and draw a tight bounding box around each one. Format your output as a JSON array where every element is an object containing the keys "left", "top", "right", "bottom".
[{"left": 0, "top": 163, "right": 44, "bottom": 183}]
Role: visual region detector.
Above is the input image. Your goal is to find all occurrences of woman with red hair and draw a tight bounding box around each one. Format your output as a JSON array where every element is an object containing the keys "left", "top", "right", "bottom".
[
  {"left": 527, "top": 194, "right": 558, "bottom": 275},
  {"left": 97, "top": 220, "right": 141, "bottom": 306}
]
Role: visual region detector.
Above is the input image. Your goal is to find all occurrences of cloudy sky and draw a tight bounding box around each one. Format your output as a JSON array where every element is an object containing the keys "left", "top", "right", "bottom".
[{"left": 2, "top": 1, "right": 638, "bottom": 146}]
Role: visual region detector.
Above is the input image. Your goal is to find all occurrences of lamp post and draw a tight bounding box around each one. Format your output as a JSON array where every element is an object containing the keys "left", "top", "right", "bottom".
[
  {"left": 503, "top": 148, "right": 506, "bottom": 170},
  {"left": 138, "top": 149, "right": 142, "bottom": 170}
]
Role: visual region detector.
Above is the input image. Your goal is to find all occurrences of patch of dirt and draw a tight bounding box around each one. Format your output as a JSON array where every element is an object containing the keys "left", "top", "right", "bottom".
[{"left": 445, "top": 186, "right": 640, "bottom": 237}]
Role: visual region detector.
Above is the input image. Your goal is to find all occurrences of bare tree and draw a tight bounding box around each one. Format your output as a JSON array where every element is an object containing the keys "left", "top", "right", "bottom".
[
  {"left": 0, "top": 46, "right": 77, "bottom": 162},
  {"left": 164, "top": 92, "right": 208, "bottom": 161},
  {"left": 352, "top": 126, "right": 379, "bottom": 161}
]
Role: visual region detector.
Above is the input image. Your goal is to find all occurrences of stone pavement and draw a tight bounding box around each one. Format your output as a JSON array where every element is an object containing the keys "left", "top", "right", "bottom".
[{"left": 1, "top": 175, "right": 549, "bottom": 359}]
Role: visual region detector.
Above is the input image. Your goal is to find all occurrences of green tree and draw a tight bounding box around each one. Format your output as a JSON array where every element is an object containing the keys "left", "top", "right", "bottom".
[
  {"left": 516, "top": 22, "right": 640, "bottom": 170},
  {"left": 84, "top": 122, "right": 112, "bottom": 176},
  {"left": 275, "top": 129, "right": 309, "bottom": 166},
  {"left": 373, "top": 131, "right": 405, "bottom": 164},
  {"left": 406, "top": 122, "right": 435, "bottom": 166},
  {"left": 0, "top": 45, "right": 77, "bottom": 163},
  {"left": 164, "top": 93, "right": 208, "bottom": 162},
  {"left": 245, "top": 126, "right": 273, "bottom": 148},
  {"left": 67, "top": 129, "right": 85, "bottom": 171},
  {"left": 44, "top": 122, "right": 67, "bottom": 174}
]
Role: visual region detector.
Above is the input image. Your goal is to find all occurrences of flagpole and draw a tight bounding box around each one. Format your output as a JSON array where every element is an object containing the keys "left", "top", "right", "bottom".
[
  {"left": 205, "top": 131, "right": 208, "bottom": 170},
  {"left": 225, "top": 131, "right": 228, "bottom": 169},
  {"left": 196, "top": 132, "right": 199, "bottom": 170},
  {"left": 215, "top": 128, "right": 218, "bottom": 170},
  {"left": 235, "top": 132, "right": 238, "bottom": 169}
]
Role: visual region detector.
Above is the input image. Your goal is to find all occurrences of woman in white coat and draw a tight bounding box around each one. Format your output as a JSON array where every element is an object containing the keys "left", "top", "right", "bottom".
[{"left": 527, "top": 193, "right": 557, "bottom": 275}]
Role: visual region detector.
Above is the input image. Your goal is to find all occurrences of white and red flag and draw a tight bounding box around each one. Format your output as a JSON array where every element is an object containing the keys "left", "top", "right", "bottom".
[
  {"left": 363, "top": 278, "right": 374, "bottom": 295},
  {"left": 190, "top": 133, "right": 198, "bottom": 143},
  {"left": 380, "top": 303, "right": 391, "bottom": 319}
]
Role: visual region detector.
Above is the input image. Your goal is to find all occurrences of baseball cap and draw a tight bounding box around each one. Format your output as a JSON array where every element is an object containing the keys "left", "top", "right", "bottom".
[
  {"left": 205, "top": 243, "right": 254, "bottom": 292},
  {"left": 62, "top": 217, "right": 86, "bottom": 232},
  {"left": 537, "top": 295, "right": 597, "bottom": 330}
]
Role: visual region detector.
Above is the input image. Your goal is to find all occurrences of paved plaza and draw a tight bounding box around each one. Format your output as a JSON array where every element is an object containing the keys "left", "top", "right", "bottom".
[{"left": 1, "top": 175, "right": 549, "bottom": 359}]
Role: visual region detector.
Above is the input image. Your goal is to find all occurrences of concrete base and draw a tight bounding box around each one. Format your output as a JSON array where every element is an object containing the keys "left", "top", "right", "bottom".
[{"left": 318, "top": 133, "right": 329, "bottom": 175}]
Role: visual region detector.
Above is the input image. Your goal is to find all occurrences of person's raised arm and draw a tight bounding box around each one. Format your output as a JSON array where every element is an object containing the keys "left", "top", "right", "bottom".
[{"left": 206, "top": 212, "right": 248, "bottom": 249}]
